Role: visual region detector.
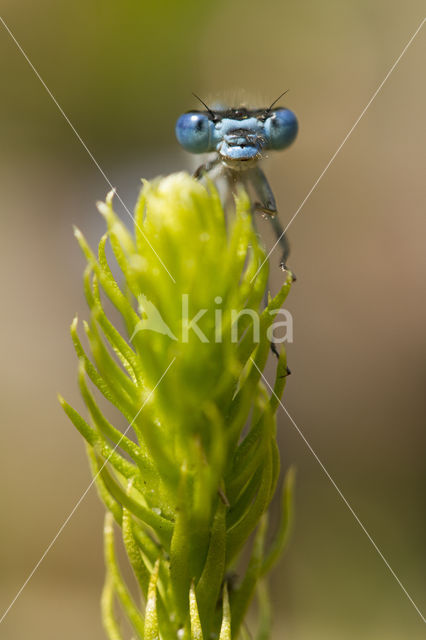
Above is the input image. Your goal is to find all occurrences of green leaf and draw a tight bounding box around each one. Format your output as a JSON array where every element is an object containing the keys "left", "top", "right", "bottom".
[
  {"left": 70, "top": 315, "right": 123, "bottom": 411},
  {"left": 103, "top": 512, "right": 145, "bottom": 637},
  {"left": 87, "top": 446, "right": 123, "bottom": 524},
  {"left": 189, "top": 582, "right": 204, "bottom": 640},
  {"left": 218, "top": 583, "right": 231, "bottom": 640},
  {"left": 101, "top": 572, "right": 124, "bottom": 640},
  {"left": 229, "top": 515, "right": 268, "bottom": 636},
  {"left": 144, "top": 559, "right": 160, "bottom": 640},
  {"left": 195, "top": 501, "right": 227, "bottom": 636},
  {"left": 255, "top": 580, "right": 272, "bottom": 640},
  {"left": 261, "top": 466, "right": 296, "bottom": 577},
  {"left": 169, "top": 466, "right": 192, "bottom": 622},
  {"left": 122, "top": 506, "right": 150, "bottom": 598},
  {"left": 226, "top": 445, "right": 273, "bottom": 564},
  {"left": 78, "top": 362, "right": 155, "bottom": 478},
  {"left": 100, "top": 465, "right": 173, "bottom": 548}
]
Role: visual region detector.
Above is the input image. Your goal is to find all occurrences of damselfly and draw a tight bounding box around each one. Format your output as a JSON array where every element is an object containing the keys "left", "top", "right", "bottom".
[{"left": 175, "top": 92, "right": 298, "bottom": 271}]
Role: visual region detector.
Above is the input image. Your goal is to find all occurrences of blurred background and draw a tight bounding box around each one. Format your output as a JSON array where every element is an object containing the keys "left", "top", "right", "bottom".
[{"left": 0, "top": 1, "right": 425, "bottom": 638}]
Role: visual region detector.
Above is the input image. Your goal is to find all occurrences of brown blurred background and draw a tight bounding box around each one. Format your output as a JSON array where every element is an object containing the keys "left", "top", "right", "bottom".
[{"left": 0, "top": 1, "right": 425, "bottom": 638}]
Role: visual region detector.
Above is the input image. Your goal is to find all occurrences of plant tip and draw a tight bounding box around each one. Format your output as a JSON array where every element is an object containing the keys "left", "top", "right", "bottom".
[{"left": 97, "top": 200, "right": 109, "bottom": 216}]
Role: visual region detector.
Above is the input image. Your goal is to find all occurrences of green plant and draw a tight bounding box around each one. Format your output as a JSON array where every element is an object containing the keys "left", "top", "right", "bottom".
[{"left": 60, "top": 172, "right": 294, "bottom": 639}]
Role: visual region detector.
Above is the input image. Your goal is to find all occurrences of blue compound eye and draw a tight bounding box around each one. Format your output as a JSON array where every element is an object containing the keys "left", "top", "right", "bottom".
[
  {"left": 264, "top": 109, "right": 298, "bottom": 150},
  {"left": 175, "top": 112, "right": 214, "bottom": 153}
]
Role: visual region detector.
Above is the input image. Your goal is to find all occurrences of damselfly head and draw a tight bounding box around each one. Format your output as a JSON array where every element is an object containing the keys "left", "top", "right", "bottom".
[{"left": 176, "top": 94, "right": 298, "bottom": 162}]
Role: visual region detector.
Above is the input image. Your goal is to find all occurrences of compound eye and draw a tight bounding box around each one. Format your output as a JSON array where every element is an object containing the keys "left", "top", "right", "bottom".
[
  {"left": 175, "top": 112, "right": 213, "bottom": 153},
  {"left": 265, "top": 109, "right": 298, "bottom": 150}
]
